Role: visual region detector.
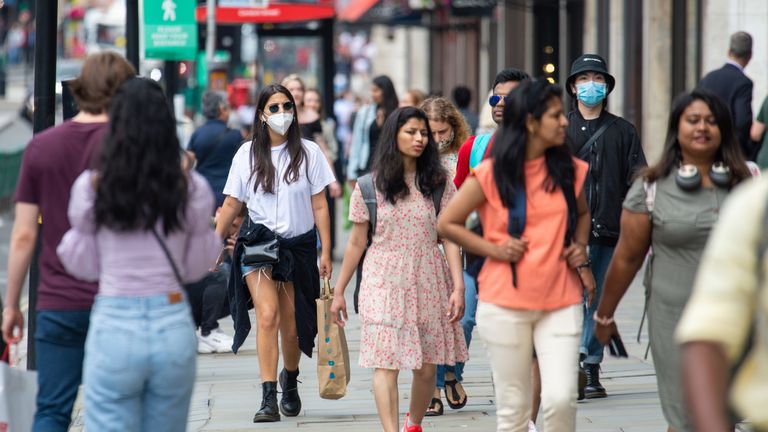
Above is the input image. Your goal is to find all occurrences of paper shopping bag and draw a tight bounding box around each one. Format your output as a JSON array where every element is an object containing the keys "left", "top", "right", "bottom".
[
  {"left": 0, "top": 348, "right": 38, "bottom": 432},
  {"left": 316, "top": 279, "right": 351, "bottom": 400}
]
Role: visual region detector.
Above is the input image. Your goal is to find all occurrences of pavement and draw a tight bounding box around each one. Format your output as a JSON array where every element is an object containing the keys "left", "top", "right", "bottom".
[
  {"left": 0, "top": 203, "right": 668, "bottom": 431},
  {"left": 64, "top": 217, "right": 665, "bottom": 432}
]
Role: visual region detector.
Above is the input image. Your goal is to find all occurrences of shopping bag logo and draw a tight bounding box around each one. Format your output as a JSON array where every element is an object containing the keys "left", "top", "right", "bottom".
[{"left": 316, "top": 280, "right": 351, "bottom": 399}]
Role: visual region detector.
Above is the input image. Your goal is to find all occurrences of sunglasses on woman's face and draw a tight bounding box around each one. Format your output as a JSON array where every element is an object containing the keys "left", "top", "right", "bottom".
[
  {"left": 266, "top": 102, "right": 294, "bottom": 114},
  {"left": 489, "top": 95, "right": 509, "bottom": 107}
]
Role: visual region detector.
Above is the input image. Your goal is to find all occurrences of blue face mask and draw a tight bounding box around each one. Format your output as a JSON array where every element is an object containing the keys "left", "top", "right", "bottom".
[{"left": 576, "top": 81, "right": 607, "bottom": 107}]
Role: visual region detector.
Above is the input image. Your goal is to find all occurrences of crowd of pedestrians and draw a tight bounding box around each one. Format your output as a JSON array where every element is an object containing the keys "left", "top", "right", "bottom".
[{"left": 3, "top": 28, "right": 768, "bottom": 432}]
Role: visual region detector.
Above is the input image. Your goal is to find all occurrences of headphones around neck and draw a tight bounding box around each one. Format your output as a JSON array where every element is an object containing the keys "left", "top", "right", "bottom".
[{"left": 675, "top": 161, "right": 732, "bottom": 190}]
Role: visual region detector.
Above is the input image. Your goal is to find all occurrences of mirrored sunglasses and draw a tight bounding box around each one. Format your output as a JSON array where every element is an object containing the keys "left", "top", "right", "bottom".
[
  {"left": 489, "top": 95, "right": 510, "bottom": 107},
  {"left": 267, "top": 102, "right": 294, "bottom": 114}
]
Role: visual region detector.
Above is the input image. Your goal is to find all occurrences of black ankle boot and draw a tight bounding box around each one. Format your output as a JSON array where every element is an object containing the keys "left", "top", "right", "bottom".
[
  {"left": 254, "top": 381, "right": 280, "bottom": 422},
  {"left": 279, "top": 368, "right": 302, "bottom": 417},
  {"left": 578, "top": 364, "right": 587, "bottom": 401},
  {"left": 584, "top": 363, "right": 607, "bottom": 399}
]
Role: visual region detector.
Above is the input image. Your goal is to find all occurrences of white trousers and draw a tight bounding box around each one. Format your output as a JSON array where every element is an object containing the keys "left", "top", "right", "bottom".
[{"left": 477, "top": 301, "right": 583, "bottom": 432}]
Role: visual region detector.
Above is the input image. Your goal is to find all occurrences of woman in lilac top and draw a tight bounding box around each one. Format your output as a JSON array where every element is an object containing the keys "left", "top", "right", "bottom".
[{"left": 58, "top": 78, "right": 221, "bottom": 432}]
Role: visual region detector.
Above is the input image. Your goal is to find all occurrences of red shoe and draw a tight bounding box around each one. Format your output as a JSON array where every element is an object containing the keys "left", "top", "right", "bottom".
[{"left": 401, "top": 413, "right": 423, "bottom": 432}]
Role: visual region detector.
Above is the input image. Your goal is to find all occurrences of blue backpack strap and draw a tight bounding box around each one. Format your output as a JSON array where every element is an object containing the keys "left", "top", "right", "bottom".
[
  {"left": 469, "top": 134, "right": 492, "bottom": 172},
  {"left": 357, "top": 174, "right": 377, "bottom": 238},
  {"left": 507, "top": 183, "right": 526, "bottom": 238},
  {"left": 507, "top": 183, "right": 526, "bottom": 288}
]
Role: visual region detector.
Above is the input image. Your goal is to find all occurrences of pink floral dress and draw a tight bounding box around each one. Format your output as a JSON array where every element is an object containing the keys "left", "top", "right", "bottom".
[{"left": 350, "top": 173, "right": 469, "bottom": 370}]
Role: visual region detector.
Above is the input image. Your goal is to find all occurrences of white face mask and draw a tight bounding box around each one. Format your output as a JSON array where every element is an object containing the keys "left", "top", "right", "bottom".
[{"left": 263, "top": 112, "right": 294, "bottom": 136}]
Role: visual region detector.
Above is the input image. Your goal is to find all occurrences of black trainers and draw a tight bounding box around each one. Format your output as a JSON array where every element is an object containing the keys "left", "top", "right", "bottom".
[
  {"left": 584, "top": 363, "right": 607, "bottom": 399},
  {"left": 254, "top": 381, "right": 281, "bottom": 422},
  {"left": 279, "top": 368, "right": 302, "bottom": 417}
]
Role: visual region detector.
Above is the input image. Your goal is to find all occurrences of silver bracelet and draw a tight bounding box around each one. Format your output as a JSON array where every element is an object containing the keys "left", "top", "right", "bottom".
[{"left": 593, "top": 311, "right": 615, "bottom": 326}]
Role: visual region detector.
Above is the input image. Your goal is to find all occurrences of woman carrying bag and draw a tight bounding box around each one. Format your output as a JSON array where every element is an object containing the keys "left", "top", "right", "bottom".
[
  {"left": 57, "top": 77, "right": 221, "bottom": 431},
  {"left": 215, "top": 84, "right": 336, "bottom": 423}
]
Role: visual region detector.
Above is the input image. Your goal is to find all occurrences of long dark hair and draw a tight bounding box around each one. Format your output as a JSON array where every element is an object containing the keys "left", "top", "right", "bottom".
[
  {"left": 641, "top": 89, "right": 750, "bottom": 185},
  {"left": 492, "top": 79, "right": 575, "bottom": 208},
  {"left": 250, "top": 84, "right": 308, "bottom": 194},
  {"left": 373, "top": 75, "right": 399, "bottom": 120},
  {"left": 372, "top": 107, "right": 447, "bottom": 204},
  {"left": 95, "top": 77, "right": 187, "bottom": 234}
]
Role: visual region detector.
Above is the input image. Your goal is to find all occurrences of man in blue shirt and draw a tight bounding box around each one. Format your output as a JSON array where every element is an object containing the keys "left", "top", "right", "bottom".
[{"left": 189, "top": 91, "right": 244, "bottom": 208}]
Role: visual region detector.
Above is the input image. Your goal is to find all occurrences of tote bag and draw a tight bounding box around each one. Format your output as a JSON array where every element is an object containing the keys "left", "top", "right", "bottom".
[
  {"left": 0, "top": 346, "right": 37, "bottom": 432},
  {"left": 316, "top": 279, "right": 351, "bottom": 400}
]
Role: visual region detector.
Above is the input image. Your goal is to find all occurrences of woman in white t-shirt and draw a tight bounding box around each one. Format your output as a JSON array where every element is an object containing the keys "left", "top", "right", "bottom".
[{"left": 215, "top": 84, "right": 336, "bottom": 423}]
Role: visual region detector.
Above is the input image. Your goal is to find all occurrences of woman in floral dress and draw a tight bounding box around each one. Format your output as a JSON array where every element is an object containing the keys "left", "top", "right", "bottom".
[{"left": 332, "top": 106, "right": 469, "bottom": 432}]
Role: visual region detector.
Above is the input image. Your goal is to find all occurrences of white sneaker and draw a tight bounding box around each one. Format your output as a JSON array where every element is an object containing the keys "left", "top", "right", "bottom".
[
  {"left": 197, "top": 328, "right": 234, "bottom": 354},
  {"left": 528, "top": 420, "right": 539, "bottom": 432}
]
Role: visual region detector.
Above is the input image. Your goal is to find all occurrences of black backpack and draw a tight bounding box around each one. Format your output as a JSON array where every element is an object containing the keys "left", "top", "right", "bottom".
[{"left": 352, "top": 173, "right": 445, "bottom": 313}]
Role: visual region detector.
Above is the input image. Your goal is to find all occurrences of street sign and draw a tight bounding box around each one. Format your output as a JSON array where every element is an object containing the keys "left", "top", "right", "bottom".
[{"left": 144, "top": 0, "right": 198, "bottom": 60}]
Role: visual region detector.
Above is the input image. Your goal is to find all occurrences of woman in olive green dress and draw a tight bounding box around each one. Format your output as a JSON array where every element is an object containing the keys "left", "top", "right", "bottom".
[{"left": 592, "top": 90, "right": 751, "bottom": 432}]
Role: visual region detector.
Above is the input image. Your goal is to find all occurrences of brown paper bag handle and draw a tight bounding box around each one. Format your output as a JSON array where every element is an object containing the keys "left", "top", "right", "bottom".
[{"left": 322, "top": 277, "right": 333, "bottom": 298}]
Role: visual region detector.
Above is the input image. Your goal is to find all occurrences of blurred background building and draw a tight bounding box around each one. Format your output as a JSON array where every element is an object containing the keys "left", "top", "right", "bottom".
[{"left": 0, "top": 0, "right": 765, "bottom": 161}]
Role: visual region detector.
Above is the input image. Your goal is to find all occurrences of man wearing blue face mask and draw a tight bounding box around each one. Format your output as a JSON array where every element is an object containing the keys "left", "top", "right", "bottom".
[{"left": 566, "top": 54, "right": 646, "bottom": 400}]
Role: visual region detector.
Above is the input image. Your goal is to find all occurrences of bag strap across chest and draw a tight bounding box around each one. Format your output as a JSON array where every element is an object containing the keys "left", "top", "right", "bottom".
[{"left": 357, "top": 173, "right": 444, "bottom": 238}]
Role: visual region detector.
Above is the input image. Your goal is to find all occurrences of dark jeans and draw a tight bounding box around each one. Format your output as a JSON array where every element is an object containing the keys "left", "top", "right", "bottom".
[
  {"left": 580, "top": 244, "right": 615, "bottom": 364},
  {"left": 33, "top": 309, "right": 91, "bottom": 432},
  {"left": 185, "top": 268, "right": 230, "bottom": 336}
]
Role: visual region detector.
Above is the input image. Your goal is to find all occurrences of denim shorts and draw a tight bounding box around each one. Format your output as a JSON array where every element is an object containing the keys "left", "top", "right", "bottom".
[{"left": 240, "top": 249, "right": 272, "bottom": 278}]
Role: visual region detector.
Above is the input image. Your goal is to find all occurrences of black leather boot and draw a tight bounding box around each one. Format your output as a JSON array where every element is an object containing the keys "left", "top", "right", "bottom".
[
  {"left": 279, "top": 368, "right": 302, "bottom": 417},
  {"left": 578, "top": 364, "right": 587, "bottom": 401},
  {"left": 253, "top": 381, "right": 280, "bottom": 422},
  {"left": 584, "top": 363, "right": 607, "bottom": 399}
]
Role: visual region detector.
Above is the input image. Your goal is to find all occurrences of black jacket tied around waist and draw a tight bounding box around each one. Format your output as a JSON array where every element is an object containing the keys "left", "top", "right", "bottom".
[{"left": 228, "top": 221, "right": 320, "bottom": 356}]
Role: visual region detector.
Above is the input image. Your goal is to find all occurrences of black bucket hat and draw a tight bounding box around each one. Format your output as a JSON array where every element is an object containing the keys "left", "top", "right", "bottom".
[{"left": 566, "top": 54, "right": 616, "bottom": 96}]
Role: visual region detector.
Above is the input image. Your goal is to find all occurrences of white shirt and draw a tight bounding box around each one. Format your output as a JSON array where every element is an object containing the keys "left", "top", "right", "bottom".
[
  {"left": 223, "top": 138, "right": 336, "bottom": 238},
  {"left": 726, "top": 59, "right": 745, "bottom": 73}
]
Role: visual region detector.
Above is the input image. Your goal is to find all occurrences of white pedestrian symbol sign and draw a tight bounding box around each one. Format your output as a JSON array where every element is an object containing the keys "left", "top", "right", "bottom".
[{"left": 162, "top": 0, "right": 177, "bottom": 22}]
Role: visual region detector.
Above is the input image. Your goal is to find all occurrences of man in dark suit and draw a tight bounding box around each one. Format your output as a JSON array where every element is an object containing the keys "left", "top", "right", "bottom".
[{"left": 699, "top": 31, "right": 754, "bottom": 158}]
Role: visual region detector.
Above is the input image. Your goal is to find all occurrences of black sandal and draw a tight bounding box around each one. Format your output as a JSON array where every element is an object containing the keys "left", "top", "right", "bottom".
[
  {"left": 425, "top": 397, "right": 444, "bottom": 416},
  {"left": 444, "top": 379, "right": 468, "bottom": 409}
]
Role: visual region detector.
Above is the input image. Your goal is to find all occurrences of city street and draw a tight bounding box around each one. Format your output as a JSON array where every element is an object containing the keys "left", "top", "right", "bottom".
[
  {"left": 0, "top": 210, "right": 667, "bottom": 431},
  {"left": 0, "top": 0, "right": 765, "bottom": 430}
]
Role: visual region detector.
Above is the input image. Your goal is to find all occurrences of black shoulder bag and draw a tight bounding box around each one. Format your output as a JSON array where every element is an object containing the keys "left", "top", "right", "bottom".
[{"left": 242, "top": 167, "right": 281, "bottom": 266}]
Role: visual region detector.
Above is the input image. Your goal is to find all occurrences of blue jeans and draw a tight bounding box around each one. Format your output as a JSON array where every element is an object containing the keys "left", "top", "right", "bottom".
[
  {"left": 436, "top": 271, "right": 478, "bottom": 388},
  {"left": 83, "top": 294, "right": 197, "bottom": 432},
  {"left": 33, "top": 310, "right": 91, "bottom": 432},
  {"left": 580, "top": 244, "right": 615, "bottom": 364}
]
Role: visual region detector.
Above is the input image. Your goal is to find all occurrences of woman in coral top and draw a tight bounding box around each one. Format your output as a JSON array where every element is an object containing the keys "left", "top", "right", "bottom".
[{"left": 438, "top": 79, "right": 596, "bottom": 432}]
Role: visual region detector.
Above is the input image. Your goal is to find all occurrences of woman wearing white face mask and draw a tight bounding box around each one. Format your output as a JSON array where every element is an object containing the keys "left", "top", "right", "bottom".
[{"left": 215, "top": 84, "right": 336, "bottom": 423}]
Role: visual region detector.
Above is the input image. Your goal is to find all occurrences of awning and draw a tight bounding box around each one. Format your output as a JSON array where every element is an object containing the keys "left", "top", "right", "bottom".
[
  {"left": 336, "top": 0, "right": 380, "bottom": 22},
  {"left": 195, "top": 3, "right": 335, "bottom": 24}
]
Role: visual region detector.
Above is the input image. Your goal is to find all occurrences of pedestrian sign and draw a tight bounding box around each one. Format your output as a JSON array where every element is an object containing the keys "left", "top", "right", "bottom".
[{"left": 144, "top": 0, "right": 198, "bottom": 60}]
